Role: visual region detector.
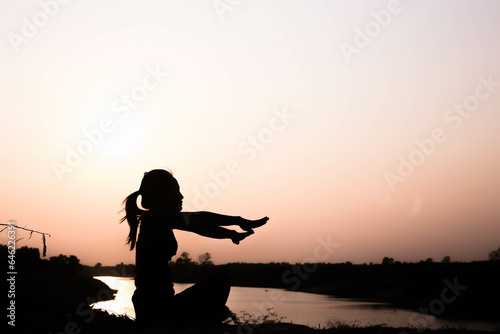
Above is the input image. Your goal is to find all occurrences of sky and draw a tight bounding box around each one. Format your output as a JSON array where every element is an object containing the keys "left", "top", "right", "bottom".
[{"left": 1, "top": 0, "right": 499, "bottom": 266}]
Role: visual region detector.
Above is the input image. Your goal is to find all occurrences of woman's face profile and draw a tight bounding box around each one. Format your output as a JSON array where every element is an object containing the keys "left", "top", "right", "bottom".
[{"left": 164, "top": 178, "right": 184, "bottom": 211}]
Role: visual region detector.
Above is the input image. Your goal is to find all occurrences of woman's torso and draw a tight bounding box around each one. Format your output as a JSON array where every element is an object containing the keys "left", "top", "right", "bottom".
[{"left": 134, "top": 208, "right": 180, "bottom": 296}]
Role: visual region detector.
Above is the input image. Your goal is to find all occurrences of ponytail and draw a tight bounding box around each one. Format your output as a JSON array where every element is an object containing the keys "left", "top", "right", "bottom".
[
  {"left": 121, "top": 169, "right": 174, "bottom": 250},
  {"left": 119, "top": 191, "right": 144, "bottom": 250}
]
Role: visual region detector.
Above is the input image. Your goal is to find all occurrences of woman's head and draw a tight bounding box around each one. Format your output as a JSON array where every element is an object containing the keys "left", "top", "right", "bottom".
[
  {"left": 139, "top": 169, "right": 184, "bottom": 211},
  {"left": 120, "top": 169, "right": 183, "bottom": 250}
]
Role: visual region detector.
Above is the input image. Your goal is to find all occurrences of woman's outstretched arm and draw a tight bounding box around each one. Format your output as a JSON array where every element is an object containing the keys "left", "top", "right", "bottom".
[
  {"left": 180, "top": 211, "right": 268, "bottom": 230},
  {"left": 173, "top": 212, "right": 268, "bottom": 244}
]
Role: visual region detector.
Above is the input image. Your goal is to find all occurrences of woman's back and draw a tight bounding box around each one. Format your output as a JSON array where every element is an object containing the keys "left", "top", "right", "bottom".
[{"left": 135, "top": 208, "right": 179, "bottom": 296}]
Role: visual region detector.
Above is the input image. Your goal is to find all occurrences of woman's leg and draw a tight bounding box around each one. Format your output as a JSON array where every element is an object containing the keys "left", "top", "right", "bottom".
[
  {"left": 133, "top": 289, "right": 176, "bottom": 327},
  {"left": 173, "top": 273, "right": 231, "bottom": 325}
]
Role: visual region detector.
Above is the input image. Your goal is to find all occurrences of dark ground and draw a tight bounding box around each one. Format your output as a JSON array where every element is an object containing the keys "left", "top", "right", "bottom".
[
  {"left": 84, "top": 260, "right": 500, "bottom": 322},
  {"left": 13, "top": 308, "right": 500, "bottom": 334},
  {"left": 3, "top": 245, "right": 500, "bottom": 333}
]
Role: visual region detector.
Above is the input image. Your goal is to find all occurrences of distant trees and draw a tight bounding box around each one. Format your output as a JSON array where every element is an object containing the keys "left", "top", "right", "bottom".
[
  {"left": 381, "top": 257, "right": 440, "bottom": 264},
  {"left": 170, "top": 251, "right": 214, "bottom": 282},
  {"left": 50, "top": 254, "right": 83, "bottom": 273},
  {"left": 441, "top": 256, "right": 451, "bottom": 263},
  {"left": 175, "top": 251, "right": 193, "bottom": 265},
  {"left": 489, "top": 246, "right": 500, "bottom": 261},
  {"left": 4, "top": 247, "right": 85, "bottom": 275},
  {"left": 81, "top": 262, "right": 135, "bottom": 277},
  {"left": 16, "top": 245, "right": 40, "bottom": 262},
  {"left": 198, "top": 252, "right": 214, "bottom": 265},
  {"left": 173, "top": 251, "right": 215, "bottom": 266}
]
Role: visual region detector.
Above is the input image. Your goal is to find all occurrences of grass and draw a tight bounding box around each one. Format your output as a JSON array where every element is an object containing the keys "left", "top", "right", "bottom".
[{"left": 33, "top": 307, "right": 493, "bottom": 334}]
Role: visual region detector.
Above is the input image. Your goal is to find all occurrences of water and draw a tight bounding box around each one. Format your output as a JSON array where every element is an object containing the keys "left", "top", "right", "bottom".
[{"left": 93, "top": 276, "right": 499, "bottom": 331}]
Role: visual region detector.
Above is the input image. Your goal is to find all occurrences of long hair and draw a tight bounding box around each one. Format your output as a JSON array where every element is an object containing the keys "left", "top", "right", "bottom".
[
  {"left": 120, "top": 190, "right": 145, "bottom": 251},
  {"left": 120, "top": 169, "right": 175, "bottom": 250}
]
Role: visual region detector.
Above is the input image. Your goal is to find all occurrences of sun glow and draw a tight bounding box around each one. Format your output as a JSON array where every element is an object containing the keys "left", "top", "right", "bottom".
[{"left": 95, "top": 115, "right": 145, "bottom": 159}]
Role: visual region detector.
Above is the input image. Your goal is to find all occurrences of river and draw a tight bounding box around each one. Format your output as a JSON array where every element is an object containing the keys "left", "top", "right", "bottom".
[{"left": 92, "top": 276, "right": 499, "bottom": 331}]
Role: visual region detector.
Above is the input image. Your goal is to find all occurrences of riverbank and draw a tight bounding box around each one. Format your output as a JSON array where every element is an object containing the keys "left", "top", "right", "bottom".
[
  {"left": 0, "top": 245, "right": 116, "bottom": 331},
  {"left": 25, "top": 309, "right": 497, "bottom": 334},
  {"left": 6, "top": 245, "right": 498, "bottom": 332},
  {"left": 83, "top": 260, "right": 500, "bottom": 323}
]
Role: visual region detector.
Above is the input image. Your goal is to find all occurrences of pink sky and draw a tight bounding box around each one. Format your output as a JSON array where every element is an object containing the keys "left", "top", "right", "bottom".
[{"left": 1, "top": 0, "right": 499, "bottom": 265}]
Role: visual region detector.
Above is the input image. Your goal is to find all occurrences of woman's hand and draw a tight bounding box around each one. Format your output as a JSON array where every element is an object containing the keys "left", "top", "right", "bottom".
[
  {"left": 239, "top": 216, "right": 269, "bottom": 232},
  {"left": 231, "top": 230, "right": 254, "bottom": 245}
]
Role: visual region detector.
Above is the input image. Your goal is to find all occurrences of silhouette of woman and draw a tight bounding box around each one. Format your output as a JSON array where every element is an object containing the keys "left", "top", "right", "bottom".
[{"left": 120, "top": 169, "right": 268, "bottom": 327}]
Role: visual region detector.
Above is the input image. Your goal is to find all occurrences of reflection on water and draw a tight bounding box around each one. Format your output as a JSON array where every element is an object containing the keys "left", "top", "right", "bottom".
[
  {"left": 92, "top": 276, "right": 136, "bottom": 318},
  {"left": 93, "top": 276, "right": 499, "bottom": 331}
]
